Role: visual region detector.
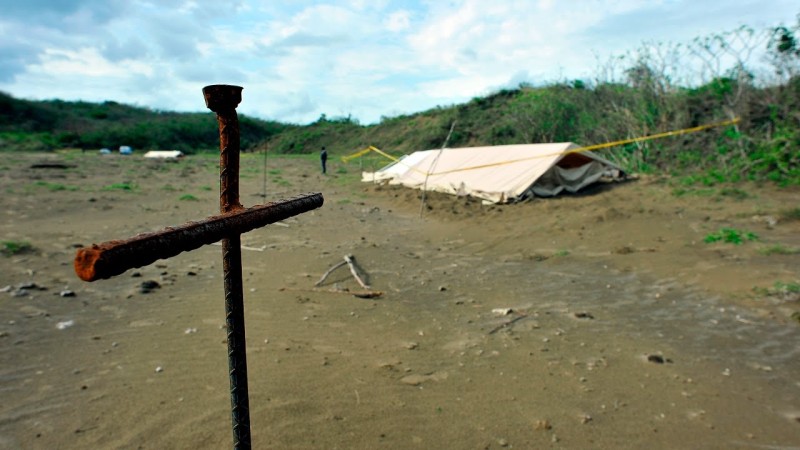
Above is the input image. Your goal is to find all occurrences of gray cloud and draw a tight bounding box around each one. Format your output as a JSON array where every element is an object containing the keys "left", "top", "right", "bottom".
[
  {"left": 269, "top": 91, "right": 317, "bottom": 122},
  {"left": 0, "top": 0, "right": 127, "bottom": 28},
  {"left": 585, "top": 0, "right": 795, "bottom": 47},
  {"left": 279, "top": 32, "right": 351, "bottom": 48},
  {"left": 0, "top": 42, "right": 40, "bottom": 82},
  {"left": 255, "top": 31, "right": 353, "bottom": 59},
  {"left": 176, "top": 63, "right": 248, "bottom": 85},
  {"left": 100, "top": 38, "right": 150, "bottom": 62}
]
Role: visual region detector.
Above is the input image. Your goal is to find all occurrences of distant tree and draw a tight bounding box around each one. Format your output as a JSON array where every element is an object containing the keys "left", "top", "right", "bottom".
[{"left": 767, "top": 14, "right": 800, "bottom": 81}]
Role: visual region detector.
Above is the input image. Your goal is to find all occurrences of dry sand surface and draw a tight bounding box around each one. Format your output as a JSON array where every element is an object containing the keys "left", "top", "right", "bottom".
[{"left": 1, "top": 152, "right": 799, "bottom": 449}]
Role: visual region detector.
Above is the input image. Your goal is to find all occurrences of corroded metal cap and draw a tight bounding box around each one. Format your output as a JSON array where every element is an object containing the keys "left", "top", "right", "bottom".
[{"left": 202, "top": 84, "right": 243, "bottom": 112}]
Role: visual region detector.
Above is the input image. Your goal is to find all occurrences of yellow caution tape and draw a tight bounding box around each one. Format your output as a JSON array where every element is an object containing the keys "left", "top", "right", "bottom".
[
  {"left": 341, "top": 145, "right": 402, "bottom": 163},
  {"left": 342, "top": 117, "right": 740, "bottom": 176},
  {"left": 341, "top": 146, "right": 377, "bottom": 162},
  {"left": 342, "top": 145, "right": 434, "bottom": 177},
  {"left": 568, "top": 117, "right": 740, "bottom": 154}
]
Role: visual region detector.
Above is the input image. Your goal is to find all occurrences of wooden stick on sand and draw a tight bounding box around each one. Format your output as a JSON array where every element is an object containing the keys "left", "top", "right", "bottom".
[
  {"left": 280, "top": 287, "right": 383, "bottom": 299},
  {"left": 314, "top": 254, "right": 373, "bottom": 291},
  {"left": 344, "top": 254, "right": 370, "bottom": 290},
  {"left": 314, "top": 260, "right": 347, "bottom": 286}
]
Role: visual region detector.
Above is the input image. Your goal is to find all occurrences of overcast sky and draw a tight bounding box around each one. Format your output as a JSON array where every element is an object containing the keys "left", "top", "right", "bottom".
[{"left": 1, "top": 1, "right": 797, "bottom": 124}]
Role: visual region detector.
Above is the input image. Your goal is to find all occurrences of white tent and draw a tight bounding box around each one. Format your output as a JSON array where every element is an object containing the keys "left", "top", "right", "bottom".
[{"left": 361, "top": 143, "right": 625, "bottom": 204}]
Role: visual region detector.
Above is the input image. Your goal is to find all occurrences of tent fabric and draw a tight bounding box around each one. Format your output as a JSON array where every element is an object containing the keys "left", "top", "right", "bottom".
[
  {"left": 363, "top": 151, "right": 433, "bottom": 183},
  {"left": 531, "top": 159, "right": 613, "bottom": 197},
  {"left": 361, "top": 143, "right": 624, "bottom": 204}
]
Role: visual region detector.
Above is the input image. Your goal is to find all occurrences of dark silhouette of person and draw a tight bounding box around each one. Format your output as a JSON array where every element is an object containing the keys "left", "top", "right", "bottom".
[{"left": 320, "top": 146, "right": 328, "bottom": 174}]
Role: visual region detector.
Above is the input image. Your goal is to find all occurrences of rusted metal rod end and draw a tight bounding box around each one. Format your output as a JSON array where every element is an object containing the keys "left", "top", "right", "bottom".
[
  {"left": 73, "top": 193, "right": 324, "bottom": 282},
  {"left": 203, "top": 85, "right": 243, "bottom": 112},
  {"left": 74, "top": 245, "right": 105, "bottom": 282}
]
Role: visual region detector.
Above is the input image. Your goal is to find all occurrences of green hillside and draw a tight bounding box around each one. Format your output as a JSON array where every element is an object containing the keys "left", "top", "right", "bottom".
[{"left": 0, "top": 92, "right": 295, "bottom": 154}]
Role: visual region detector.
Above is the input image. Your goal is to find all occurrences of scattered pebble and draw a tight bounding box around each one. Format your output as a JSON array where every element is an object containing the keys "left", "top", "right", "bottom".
[
  {"left": 184, "top": 328, "right": 198, "bottom": 334},
  {"left": 400, "top": 371, "right": 448, "bottom": 386},
  {"left": 492, "top": 308, "right": 513, "bottom": 316},
  {"left": 646, "top": 354, "right": 673, "bottom": 364},
  {"left": 139, "top": 280, "right": 161, "bottom": 294},
  {"left": 533, "top": 419, "right": 552, "bottom": 431},
  {"left": 56, "top": 320, "right": 75, "bottom": 330},
  {"left": 59, "top": 290, "right": 75, "bottom": 297},
  {"left": 574, "top": 312, "right": 594, "bottom": 320},
  {"left": 780, "top": 411, "right": 800, "bottom": 423},
  {"left": 155, "top": 366, "right": 163, "bottom": 373}
]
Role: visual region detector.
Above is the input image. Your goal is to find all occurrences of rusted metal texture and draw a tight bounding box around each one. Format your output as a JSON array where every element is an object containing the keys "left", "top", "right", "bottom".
[
  {"left": 74, "top": 192, "right": 323, "bottom": 282},
  {"left": 203, "top": 84, "right": 243, "bottom": 213},
  {"left": 222, "top": 232, "right": 249, "bottom": 449},
  {"left": 205, "top": 83, "right": 251, "bottom": 449}
]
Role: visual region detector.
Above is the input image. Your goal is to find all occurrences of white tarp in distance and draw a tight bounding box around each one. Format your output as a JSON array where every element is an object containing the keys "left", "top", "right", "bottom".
[
  {"left": 144, "top": 150, "right": 184, "bottom": 159},
  {"left": 361, "top": 143, "right": 625, "bottom": 204}
]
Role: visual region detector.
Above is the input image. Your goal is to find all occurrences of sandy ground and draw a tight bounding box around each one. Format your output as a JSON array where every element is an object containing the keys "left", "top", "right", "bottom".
[{"left": 1, "top": 151, "right": 799, "bottom": 449}]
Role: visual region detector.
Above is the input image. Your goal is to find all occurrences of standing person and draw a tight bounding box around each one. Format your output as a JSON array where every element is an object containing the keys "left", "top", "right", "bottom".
[{"left": 320, "top": 146, "right": 328, "bottom": 174}]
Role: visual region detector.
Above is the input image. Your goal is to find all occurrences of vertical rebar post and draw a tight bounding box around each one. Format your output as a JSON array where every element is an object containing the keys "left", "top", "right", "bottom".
[{"left": 203, "top": 84, "right": 251, "bottom": 449}]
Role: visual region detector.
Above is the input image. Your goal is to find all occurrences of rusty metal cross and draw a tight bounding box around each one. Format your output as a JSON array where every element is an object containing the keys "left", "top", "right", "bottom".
[{"left": 73, "top": 85, "right": 324, "bottom": 449}]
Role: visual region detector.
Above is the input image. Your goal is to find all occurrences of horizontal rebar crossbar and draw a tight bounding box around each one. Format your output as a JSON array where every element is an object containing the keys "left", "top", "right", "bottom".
[{"left": 74, "top": 192, "right": 323, "bottom": 282}]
